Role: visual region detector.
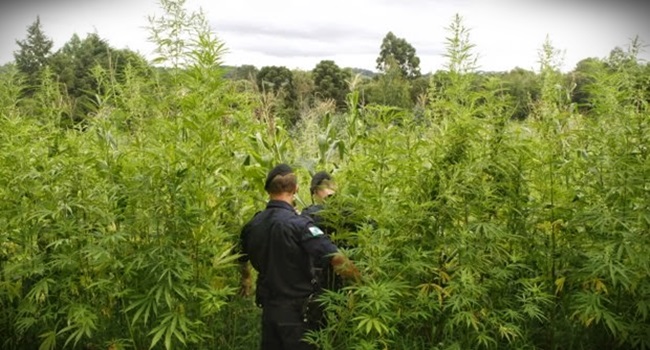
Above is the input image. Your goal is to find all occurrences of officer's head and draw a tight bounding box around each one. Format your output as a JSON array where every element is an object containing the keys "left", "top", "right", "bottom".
[
  {"left": 265, "top": 163, "right": 298, "bottom": 196},
  {"left": 310, "top": 171, "right": 336, "bottom": 203}
]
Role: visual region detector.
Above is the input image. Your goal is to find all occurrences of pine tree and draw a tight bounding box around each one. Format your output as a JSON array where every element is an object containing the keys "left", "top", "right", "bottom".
[{"left": 13, "top": 16, "right": 54, "bottom": 92}]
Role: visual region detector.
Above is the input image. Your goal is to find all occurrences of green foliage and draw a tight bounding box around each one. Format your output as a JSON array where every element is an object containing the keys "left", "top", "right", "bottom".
[
  {"left": 227, "top": 64, "right": 259, "bottom": 81},
  {"left": 2, "top": 4, "right": 650, "bottom": 350},
  {"left": 443, "top": 14, "right": 478, "bottom": 75},
  {"left": 363, "top": 57, "right": 413, "bottom": 109},
  {"left": 428, "top": 14, "right": 485, "bottom": 120},
  {"left": 569, "top": 58, "right": 605, "bottom": 113},
  {"left": 313, "top": 60, "right": 351, "bottom": 109},
  {"left": 292, "top": 69, "right": 316, "bottom": 116},
  {"left": 256, "top": 65, "right": 299, "bottom": 126},
  {"left": 257, "top": 66, "right": 295, "bottom": 95},
  {"left": 1, "top": 1, "right": 260, "bottom": 349},
  {"left": 48, "top": 33, "right": 151, "bottom": 126},
  {"left": 534, "top": 36, "right": 570, "bottom": 118},
  {"left": 0, "top": 64, "right": 23, "bottom": 117},
  {"left": 13, "top": 16, "right": 54, "bottom": 94},
  {"left": 147, "top": 0, "right": 221, "bottom": 70},
  {"left": 376, "top": 31, "right": 422, "bottom": 79},
  {"left": 410, "top": 76, "right": 430, "bottom": 105},
  {"left": 498, "top": 67, "right": 541, "bottom": 119}
]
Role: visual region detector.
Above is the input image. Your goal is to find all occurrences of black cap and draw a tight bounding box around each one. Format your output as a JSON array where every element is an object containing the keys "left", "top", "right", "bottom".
[
  {"left": 310, "top": 171, "right": 332, "bottom": 194},
  {"left": 264, "top": 163, "right": 294, "bottom": 191}
]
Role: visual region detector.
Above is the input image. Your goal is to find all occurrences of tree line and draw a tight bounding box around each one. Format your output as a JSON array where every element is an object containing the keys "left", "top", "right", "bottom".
[{"left": 8, "top": 15, "right": 650, "bottom": 131}]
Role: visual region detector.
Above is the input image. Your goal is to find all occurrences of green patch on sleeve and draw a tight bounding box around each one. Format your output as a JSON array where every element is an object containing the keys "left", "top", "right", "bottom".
[{"left": 308, "top": 226, "right": 324, "bottom": 237}]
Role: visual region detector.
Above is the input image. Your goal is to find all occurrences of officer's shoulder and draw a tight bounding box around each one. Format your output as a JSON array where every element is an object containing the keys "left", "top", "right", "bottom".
[
  {"left": 291, "top": 211, "right": 314, "bottom": 224},
  {"left": 246, "top": 210, "right": 263, "bottom": 221},
  {"left": 289, "top": 213, "right": 329, "bottom": 239},
  {"left": 286, "top": 212, "right": 317, "bottom": 233},
  {"left": 242, "top": 210, "right": 264, "bottom": 228},
  {"left": 301, "top": 206, "right": 313, "bottom": 217},
  {"left": 301, "top": 204, "right": 322, "bottom": 217}
]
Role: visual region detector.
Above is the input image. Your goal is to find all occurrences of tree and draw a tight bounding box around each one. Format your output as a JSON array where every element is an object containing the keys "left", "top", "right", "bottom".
[
  {"left": 257, "top": 66, "right": 294, "bottom": 94},
  {"left": 376, "top": 31, "right": 421, "bottom": 79},
  {"left": 312, "top": 60, "right": 350, "bottom": 109},
  {"left": 256, "top": 66, "right": 299, "bottom": 126},
  {"left": 364, "top": 56, "right": 412, "bottom": 108},
  {"left": 500, "top": 67, "right": 541, "bottom": 119},
  {"left": 602, "top": 38, "right": 648, "bottom": 111},
  {"left": 13, "top": 16, "right": 54, "bottom": 93},
  {"left": 49, "top": 33, "right": 150, "bottom": 124},
  {"left": 568, "top": 58, "right": 604, "bottom": 113},
  {"left": 228, "top": 64, "right": 259, "bottom": 81},
  {"left": 410, "top": 75, "right": 430, "bottom": 104},
  {"left": 51, "top": 33, "right": 109, "bottom": 100},
  {"left": 292, "top": 69, "right": 315, "bottom": 114},
  {"left": 605, "top": 36, "right": 643, "bottom": 72}
]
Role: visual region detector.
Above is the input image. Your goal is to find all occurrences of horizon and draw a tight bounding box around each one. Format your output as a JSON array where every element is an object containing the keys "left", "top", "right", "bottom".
[{"left": 2, "top": 0, "right": 650, "bottom": 74}]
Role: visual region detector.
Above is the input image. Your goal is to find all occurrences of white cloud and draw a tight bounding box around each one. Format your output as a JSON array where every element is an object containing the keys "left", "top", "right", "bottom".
[
  {"left": 466, "top": 0, "right": 650, "bottom": 71},
  {"left": 1, "top": 0, "right": 648, "bottom": 73}
]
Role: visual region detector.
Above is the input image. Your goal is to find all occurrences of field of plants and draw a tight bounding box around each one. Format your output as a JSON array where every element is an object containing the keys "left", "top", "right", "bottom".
[{"left": 1, "top": 1, "right": 649, "bottom": 349}]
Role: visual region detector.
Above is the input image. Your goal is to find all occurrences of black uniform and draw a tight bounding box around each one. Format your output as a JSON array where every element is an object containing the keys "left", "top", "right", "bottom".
[
  {"left": 301, "top": 204, "right": 327, "bottom": 233},
  {"left": 301, "top": 204, "right": 344, "bottom": 293},
  {"left": 239, "top": 200, "right": 339, "bottom": 350}
]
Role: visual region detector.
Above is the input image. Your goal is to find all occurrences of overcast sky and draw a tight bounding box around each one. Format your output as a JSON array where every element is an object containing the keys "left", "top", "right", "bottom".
[{"left": 1, "top": 0, "right": 649, "bottom": 73}]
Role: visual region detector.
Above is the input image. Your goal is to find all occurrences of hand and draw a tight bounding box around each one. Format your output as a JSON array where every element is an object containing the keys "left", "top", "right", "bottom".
[
  {"left": 239, "top": 278, "right": 252, "bottom": 297},
  {"left": 331, "top": 253, "right": 361, "bottom": 282},
  {"left": 238, "top": 262, "right": 252, "bottom": 297}
]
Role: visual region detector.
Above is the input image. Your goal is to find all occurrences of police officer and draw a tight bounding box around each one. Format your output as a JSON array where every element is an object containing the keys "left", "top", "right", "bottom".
[
  {"left": 302, "top": 171, "right": 371, "bottom": 241},
  {"left": 238, "top": 164, "right": 360, "bottom": 350},
  {"left": 301, "top": 171, "right": 344, "bottom": 295},
  {"left": 302, "top": 171, "right": 376, "bottom": 291},
  {"left": 302, "top": 171, "right": 337, "bottom": 235}
]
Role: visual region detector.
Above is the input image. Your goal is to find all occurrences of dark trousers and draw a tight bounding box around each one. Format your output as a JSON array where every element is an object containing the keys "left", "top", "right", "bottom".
[{"left": 261, "top": 299, "right": 316, "bottom": 350}]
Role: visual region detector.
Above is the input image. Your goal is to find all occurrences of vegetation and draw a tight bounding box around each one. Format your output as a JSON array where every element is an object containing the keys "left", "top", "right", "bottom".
[
  {"left": 312, "top": 60, "right": 351, "bottom": 109},
  {"left": 13, "top": 16, "right": 53, "bottom": 95},
  {"left": 376, "top": 31, "right": 422, "bottom": 79},
  {"left": 1, "top": 1, "right": 650, "bottom": 349}
]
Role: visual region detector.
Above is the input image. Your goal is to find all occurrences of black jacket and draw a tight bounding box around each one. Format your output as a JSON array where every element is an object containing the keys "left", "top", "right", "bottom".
[{"left": 239, "top": 200, "right": 338, "bottom": 303}]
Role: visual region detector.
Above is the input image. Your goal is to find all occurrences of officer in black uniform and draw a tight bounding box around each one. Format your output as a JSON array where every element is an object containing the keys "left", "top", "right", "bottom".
[
  {"left": 238, "top": 164, "right": 360, "bottom": 350},
  {"left": 301, "top": 171, "right": 344, "bottom": 294},
  {"left": 302, "top": 171, "right": 376, "bottom": 293},
  {"left": 301, "top": 171, "right": 336, "bottom": 235}
]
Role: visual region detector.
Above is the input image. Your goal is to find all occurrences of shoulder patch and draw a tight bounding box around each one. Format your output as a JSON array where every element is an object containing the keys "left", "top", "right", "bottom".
[{"left": 308, "top": 226, "right": 324, "bottom": 237}]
